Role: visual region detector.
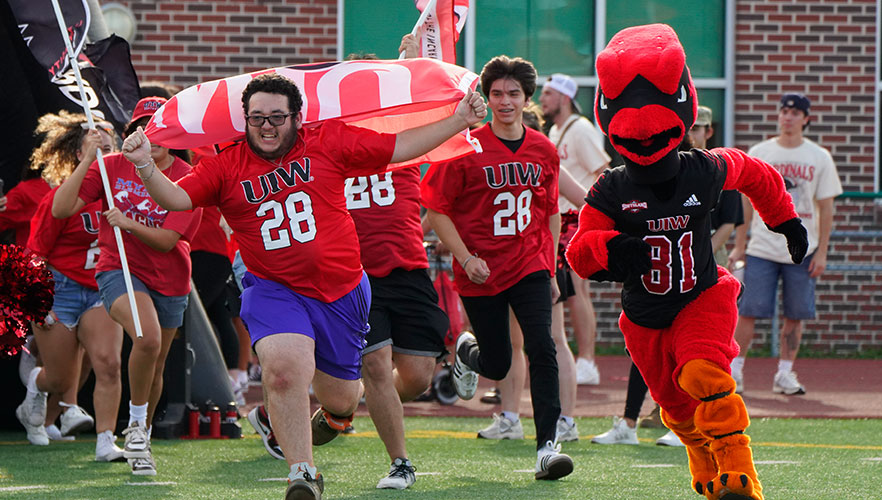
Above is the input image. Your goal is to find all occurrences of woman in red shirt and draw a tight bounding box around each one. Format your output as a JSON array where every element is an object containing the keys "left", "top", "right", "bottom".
[{"left": 53, "top": 98, "right": 202, "bottom": 477}]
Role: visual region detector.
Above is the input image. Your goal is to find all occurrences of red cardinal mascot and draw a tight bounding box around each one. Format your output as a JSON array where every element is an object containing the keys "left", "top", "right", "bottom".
[{"left": 566, "top": 24, "right": 809, "bottom": 500}]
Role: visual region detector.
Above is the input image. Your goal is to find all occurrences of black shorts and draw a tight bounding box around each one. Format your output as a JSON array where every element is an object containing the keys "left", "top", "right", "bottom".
[
  {"left": 555, "top": 264, "right": 576, "bottom": 304},
  {"left": 363, "top": 268, "right": 448, "bottom": 357}
]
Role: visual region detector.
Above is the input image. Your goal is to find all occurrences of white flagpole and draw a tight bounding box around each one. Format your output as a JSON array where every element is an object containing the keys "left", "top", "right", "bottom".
[
  {"left": 400, "top": 0, "right": 438, "bottom": 59},
  {"left": 49, "top": 0, "right": 144, "bottom": 338}
]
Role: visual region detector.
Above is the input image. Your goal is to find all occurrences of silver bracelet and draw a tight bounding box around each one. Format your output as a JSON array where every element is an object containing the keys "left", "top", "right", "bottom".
[
  {"left": 138, "top": 161, "right": 156, "bottom": 181},
  {"left": 134, "top": 159, "right": 154, "bottom": 170}
]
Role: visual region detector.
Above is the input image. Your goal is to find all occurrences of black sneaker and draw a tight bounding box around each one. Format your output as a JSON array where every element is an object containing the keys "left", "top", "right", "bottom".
[
  {"left": 286, "top": 471, "right": 324, "bottom": 500},
  {"left": 247, "top": 405, "right": 284, "bottom": 460},
  {"left": 311, "top": 407, "right": 351, "bottom": 446},
  {"left": 376, "top": 457, "right": 416, "bottom": 489}
]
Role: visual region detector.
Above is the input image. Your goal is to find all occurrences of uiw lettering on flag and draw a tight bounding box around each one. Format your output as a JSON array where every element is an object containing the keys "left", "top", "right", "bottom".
[
  {"left": 414, "top": 0, "right": 469, "bottom": 63},
  {"left": 144, "top": 58, "right": 482, "bottom": 169}
]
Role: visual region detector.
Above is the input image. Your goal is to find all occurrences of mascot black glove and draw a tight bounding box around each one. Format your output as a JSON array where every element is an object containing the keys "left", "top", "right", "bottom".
[
  {"left": 768, "top": 217, "right": 808, "bottom": 264},
  {"left": 606, "top": 233, "right": 652, "bottom": 282}
]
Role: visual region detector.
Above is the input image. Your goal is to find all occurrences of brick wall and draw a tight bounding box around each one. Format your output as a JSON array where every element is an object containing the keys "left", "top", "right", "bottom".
[
  {"left": 100, "top": 0, "right": 881, "bottom": 351},
  {"left": 728, "top": 0, "right": 881, "bottom": 353},
  {"left": 104, "top": 0, "right": 339, "bottom": 88}
]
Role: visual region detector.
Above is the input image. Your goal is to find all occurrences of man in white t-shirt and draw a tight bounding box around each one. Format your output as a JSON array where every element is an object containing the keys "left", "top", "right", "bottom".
[
  {"left": 539, "top": 73, "right": 610, "bottom": 385},
  {"left": 729, "top": 93, "right": 842, "bottom": 395}
]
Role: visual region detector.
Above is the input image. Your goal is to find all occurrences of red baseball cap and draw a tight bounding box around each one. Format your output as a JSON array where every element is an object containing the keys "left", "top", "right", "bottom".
[{"left": 129, "top": 96, "right": 167, "bottom": 125}]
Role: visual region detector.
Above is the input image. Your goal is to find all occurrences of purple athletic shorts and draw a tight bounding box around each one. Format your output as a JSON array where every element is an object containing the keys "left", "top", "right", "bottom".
[{"left": 239, "top": 271, "right": 371, "bottom": 380}]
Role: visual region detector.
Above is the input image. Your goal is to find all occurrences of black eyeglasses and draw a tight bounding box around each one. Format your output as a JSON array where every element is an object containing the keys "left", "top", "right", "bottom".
[{"left": 245, "top": 113, "right": 294, "bottom": 127}]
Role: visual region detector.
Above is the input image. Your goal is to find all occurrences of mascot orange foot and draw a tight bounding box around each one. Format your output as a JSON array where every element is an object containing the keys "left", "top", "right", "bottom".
[{"left": 676, "top": 359, "right": 763, "bottom": 500}]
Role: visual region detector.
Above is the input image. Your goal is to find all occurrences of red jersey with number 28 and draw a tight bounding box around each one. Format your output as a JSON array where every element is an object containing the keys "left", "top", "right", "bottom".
[
  {"left": 27, "top": 188, "right": 102, "bottom": 289},
  {"left": 178, "top": 120, "right": 397, "bottom": 303},
  {"left": 420, "top": 123, "right": 560, "bottom": 296},
  {"left": 346, "top": 166, "right": 427, "bottom": 278}
]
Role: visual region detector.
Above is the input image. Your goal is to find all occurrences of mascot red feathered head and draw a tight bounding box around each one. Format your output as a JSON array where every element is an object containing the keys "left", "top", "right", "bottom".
[{"left": 594, "top": 24, "right": 698, "bottom": 168}]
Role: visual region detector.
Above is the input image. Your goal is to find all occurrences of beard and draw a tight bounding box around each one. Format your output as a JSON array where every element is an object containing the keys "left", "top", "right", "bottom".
[{"left": 246, "top": 126, "right": 298, "bottom": 162}]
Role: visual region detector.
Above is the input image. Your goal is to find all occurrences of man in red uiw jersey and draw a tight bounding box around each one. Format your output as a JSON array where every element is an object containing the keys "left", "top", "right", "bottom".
[
  {"left": 422, "top": 55, "right": 573, "bottom": 481},
  {"left": 123, "top": 73, "right": 485, "bottom": 500}
]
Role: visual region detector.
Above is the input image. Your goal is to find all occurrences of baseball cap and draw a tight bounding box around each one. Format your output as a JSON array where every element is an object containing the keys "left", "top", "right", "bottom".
[
  {"left": 694, "top": 106, "right": 713, "bottom": 127},
  {"left": 779, "top": 93, "right": 810, "bottom": 114},
  {"left": 544, "top": 73, "right": 581, "bottom": 113},
  {"left": 129, "top": 96, "right": 167, "bottom": 125}
]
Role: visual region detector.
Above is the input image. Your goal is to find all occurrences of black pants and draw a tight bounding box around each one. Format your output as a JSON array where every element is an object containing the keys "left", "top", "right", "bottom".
[
  {"left": 624, "top": 362, "right": 649, "bottom": 421},
  {"left": 191, "top": 250, "right": 239, "bottom": 369},
  {"left": 460, "top": 270, "right": 560, "bottom": 449}
]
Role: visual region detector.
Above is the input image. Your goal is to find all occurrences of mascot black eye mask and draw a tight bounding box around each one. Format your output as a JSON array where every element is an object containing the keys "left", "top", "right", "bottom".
[
  {"left": 594, "top": 24, "right": 698, "bottom": 168},
  {"left": 564, "top": 23, "right": 811, "bottom": 500}
]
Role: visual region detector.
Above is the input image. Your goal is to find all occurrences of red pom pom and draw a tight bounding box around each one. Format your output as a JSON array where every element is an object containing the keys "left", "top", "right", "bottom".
[{"left": 0, "top": 244, "right": 54, "bottom": 357}]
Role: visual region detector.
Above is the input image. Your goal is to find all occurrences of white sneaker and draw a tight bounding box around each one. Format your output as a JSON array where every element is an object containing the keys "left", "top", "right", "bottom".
[
  {"left": 452, "top": 332, "right": 478, "bottom": 400},
  {"left": 46, "top": 424, "right": 75, "bottom": 441},
  {"left": 122, "top": 421, "right": 150, "bottom": 459},
  {"left": 773, "top": 370, "right": 806, "bottom": 395},
  {"left": 535, "top": 440, "right": 574, "bottom": 480},
  {"left": 96, "top": 431, "right": 125, "bottom": 462},
  {"left": 656, "top": 430, "right": 685, "bottom": 447},
  {"left": 575, "top": 358, "right": 600, "bottom": 385},
  {"left": 15, "top": 404, "right": 48, "bottom": 446},
  {"left": 59, "top": 403, "right": 94, "bottom": 436},
  {"left": 591, "top": 416, "right": 639, "bottom": 445},
  {"left": 130, "top": 455, "right": 157, "bottom": 476},
  {"left": 556, "top": 418, "right": 579, "bottom": 443},
  {"left": 18, "top": 387, "right": 47, "bottom": 428},
  {"left": 477, "top": 413, "right": 524, "bottom": 440},
  {"left": 376, "top": 457, "right": 416, "bottom": 489}
]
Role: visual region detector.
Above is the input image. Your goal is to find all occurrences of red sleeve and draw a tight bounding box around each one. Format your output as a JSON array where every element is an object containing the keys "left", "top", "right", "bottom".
[
  {"left": 323, "top": 120, "right": 396, "bottom": 176},
  {"left": 547, "top": 148, "right": 561, "bottom": 216},
  {"left": 712, "top": 147, "right": 798, "bottom": 228},
  {"left": 162, "top": 207, "right": 202, "bottom": 242},
  {"left": 78, "top": 159, "right": 105, "bottom": 205},
  {"left": 177, "top": 155, "right": 224, "bottom": 208},
  {"left": 564, "top": 204, "right": 620, "bottom": 279},
  {"left": 26, "top": 190, "right": 62, "bottom": 258},
  {"left": 419, "top": 160, "right": 462, "bottom": 216},
  {"left": 0, "top": 180, "right": 49, "bottom": 230}
]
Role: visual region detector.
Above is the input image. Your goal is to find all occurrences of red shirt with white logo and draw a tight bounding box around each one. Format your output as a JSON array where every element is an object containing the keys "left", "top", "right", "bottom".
[
  {"left": 420, "top": 123, "right": 560, "bottom": 296},
  {"left": 28, "top": 187, "right": 102, "bottom": 289},
  {"left": 346, "top": 166, "right": 427, "bottom": 278},
  {"left": 77, "top": 154, "right": 202, "bottom": 297},
  {"left": 177, "top": 120, "right": 397, "bottom": 303}
]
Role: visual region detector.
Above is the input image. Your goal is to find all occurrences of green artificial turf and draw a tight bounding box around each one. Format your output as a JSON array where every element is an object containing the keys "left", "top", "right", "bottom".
[{"left": 1, "top": 416, "right": 880, "bottom": 499}]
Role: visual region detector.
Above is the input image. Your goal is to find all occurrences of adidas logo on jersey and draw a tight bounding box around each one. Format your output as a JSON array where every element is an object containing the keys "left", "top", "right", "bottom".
[{"left": 682, "top": 194, "right": 701, "bottom": 207}]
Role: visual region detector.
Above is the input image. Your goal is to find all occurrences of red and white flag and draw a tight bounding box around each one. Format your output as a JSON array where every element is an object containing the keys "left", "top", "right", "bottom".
[
  {"left": 144, "top": 58, "right": 481, "bottom": 168},
  {"left": 414, "top": 0, "right": 469, "bottom": 63}
]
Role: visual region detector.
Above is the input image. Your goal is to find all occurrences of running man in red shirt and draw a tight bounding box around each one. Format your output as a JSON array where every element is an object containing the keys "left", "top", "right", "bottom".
[
  {"left": 122, "top": 73, "right": 486, "bottom": 499},
  {"left": 421, "top": 55, "right": 574, "bottom": 480}
]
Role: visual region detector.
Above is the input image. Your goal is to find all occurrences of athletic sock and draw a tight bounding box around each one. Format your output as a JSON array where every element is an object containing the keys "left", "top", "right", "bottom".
[
  {"left": 27, "top": 367, "right": 42, "bottom": 394},
  {"left": 128, "top": 402, "right": 148, "bottom": 427},
  {"left": 777, "top": 359, "right": 793, "bottom": 375},
  {"left": 730, "top": 356, "right": 745, "bottom": 377},
  {"left": 501, "top": 411, "right": 519, "bottom": 423}
]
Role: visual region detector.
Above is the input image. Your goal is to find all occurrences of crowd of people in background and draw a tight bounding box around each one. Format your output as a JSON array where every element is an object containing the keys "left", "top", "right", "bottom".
[{"left": 0, "top": 28, "right": 837, "bottom": 500}]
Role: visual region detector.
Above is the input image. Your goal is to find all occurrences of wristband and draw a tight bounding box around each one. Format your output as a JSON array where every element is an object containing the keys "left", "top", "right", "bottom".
[
  {"left": 134, "top": 159, "right": 154, "bottom": 170},
  {"left": 462, "top": 254, "right": 477, "bottom": 269}
]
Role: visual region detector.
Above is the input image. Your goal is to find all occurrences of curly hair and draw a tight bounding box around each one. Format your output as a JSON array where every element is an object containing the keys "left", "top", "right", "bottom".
[
  {"left": 30, "top": 111, "right": 117, "bottom": 186},
  {"left": 241, "top": 73, "right": 303, "bottom": 116}
]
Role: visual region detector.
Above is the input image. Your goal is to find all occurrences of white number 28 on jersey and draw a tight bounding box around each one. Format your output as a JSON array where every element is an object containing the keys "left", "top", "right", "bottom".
[
  {"left": 345, "top": 173, "right": 396, "bottom": 210},
  {"left": 493, "top": 190, "right": 533, "bottom": 236},
  {"left": 257, "top": 191, "right": 317, "bottom": 250}
]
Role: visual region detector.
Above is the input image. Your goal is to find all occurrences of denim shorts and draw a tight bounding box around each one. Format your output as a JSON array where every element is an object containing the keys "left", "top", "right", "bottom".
[
  {"left": 96, "top": 270, "right": 189, "bottom": 329},
  {"left": 49, "top": 268, "right": 103, "bottom": 329},
  {"left": 737, "top": 253, "right": 816, "bottom": 320}
]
